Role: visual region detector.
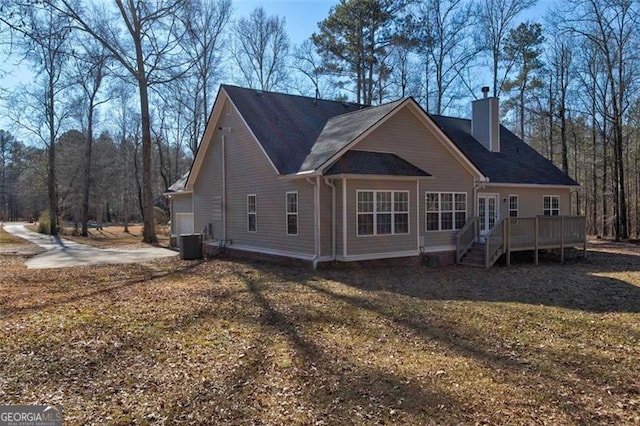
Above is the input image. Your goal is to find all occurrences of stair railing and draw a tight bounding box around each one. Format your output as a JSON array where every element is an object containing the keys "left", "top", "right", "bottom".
[
  {"left": 484, "top": 218, "right": 506, "bottom": 268},
  {"left": 455, "top": 217, "right": 480, "bottom": 264}
]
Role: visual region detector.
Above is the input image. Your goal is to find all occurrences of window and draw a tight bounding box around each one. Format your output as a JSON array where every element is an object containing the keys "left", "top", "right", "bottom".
[
  {"left": 286, "top": 192, "right": 298, "bottom": 235},
  {"left": 247, "top": 194, "right": 257, "bottom": 232},
  {"left": 357, "top": 190, "right": 410, "bottom": 236},
  {"left": 509, "top": 195, "right": 519, "bottom": 217},
  {"left": 425, "top": 192, "right": 467, "bottom": 231},
  {"left": 543, "top": 195, "right": 559, "bottom": 216}
]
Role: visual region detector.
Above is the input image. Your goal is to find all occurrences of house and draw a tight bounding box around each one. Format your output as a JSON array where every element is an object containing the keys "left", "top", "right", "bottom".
[{"left": 166, "top": 85, "right": 584, "bottom": 267}]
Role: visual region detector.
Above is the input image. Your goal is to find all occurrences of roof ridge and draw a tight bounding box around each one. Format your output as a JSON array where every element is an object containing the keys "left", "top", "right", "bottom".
[
  {"left": 325, "top": 98, "right": 406, "bottom": 121},
  {"left": 221, "top": 84, "right": 366, "bottom": 108}
]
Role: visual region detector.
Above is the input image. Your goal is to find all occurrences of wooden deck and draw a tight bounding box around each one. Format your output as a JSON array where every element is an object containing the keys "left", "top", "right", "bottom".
[{"left": 456, "top": 216, "right": 586, "bottom": 268}]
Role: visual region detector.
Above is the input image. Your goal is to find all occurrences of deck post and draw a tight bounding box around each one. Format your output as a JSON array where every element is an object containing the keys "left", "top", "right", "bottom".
[
  {"left": 560, "top": 216, "right": 564, "bottom": 263},
  {"left": 534, "top": 216, "right": 539, "bottom": 265},
  {"left": 485, "top": 236, "right": 489, "bottom": 269}
]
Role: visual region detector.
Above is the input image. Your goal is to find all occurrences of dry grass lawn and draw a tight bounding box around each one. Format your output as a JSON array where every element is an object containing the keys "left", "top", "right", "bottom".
[
  {"left": 0, "top": 237, "right": 638, "bottom": 425},
  {"left": 35, "top": 224, "right": 170, "bottom": 249}
]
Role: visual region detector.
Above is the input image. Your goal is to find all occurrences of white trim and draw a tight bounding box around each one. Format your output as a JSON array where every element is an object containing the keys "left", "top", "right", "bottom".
[
  {"left": 285, "top": 191, "right": 299, "bottom": 236},
  {"left": 508, "top": 194, "right": 519, "bottom": 217},
  {"left": 163, "top": 190, "right": 193, "bottom": 197},
  {"left": 342, "top": 178, "right": 347, "bottom": 257},
  {"left": 422, "top": 245, "right": 456, "bottom": 253},
  {"left": 323, "top": 173, "right": 433, "bottom": 181},
  {"left": 543, "top": 194, "right": 560, "bottom": 216},
  {"left": 356, "top": 190, "right": 410, "bottom": 237},
  {"left": 218, "top": 243, "right": 316, "bottom": 261},
  {"left": 416, "top": 179, "right": 420, "bottom": 251},
  {"left": 336, "top": 250, "right": 419, "bottom": 262},
  {"left": 425, "top": 191, "right": 468, "bottom": 232},
  {"left": 477, "top": 192, "right": 500, "bottom": 235},
  {"left": 482, "top": 182, "right": 577, "bottom": 189},
  {"left": 247, "top": 194, "right": 257, "bottom": 233}
]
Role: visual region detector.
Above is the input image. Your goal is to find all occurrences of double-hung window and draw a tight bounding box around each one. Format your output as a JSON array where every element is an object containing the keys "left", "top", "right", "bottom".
[
  {"left": 543, "top": 195, "right": 559, "bottom": 216},
  {"left": 357, "top": 190, "right": 409, "bottom": 236},
  {"left": 509, "top": 195, "right": 519, "bottom": 217},
  {"left": 425, "top": 192, "right": 467, "bottom": 231},
  {"left": 247, "top": 194, "right": 257, "bottom": 232},
  {"left": 286, "top": 192, "right": 298, "bottom": 235}
]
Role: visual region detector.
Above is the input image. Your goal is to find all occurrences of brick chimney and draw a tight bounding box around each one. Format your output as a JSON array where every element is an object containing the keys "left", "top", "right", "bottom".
[{"left": 471, "top": 86, "right": 500, "bottom": 152}]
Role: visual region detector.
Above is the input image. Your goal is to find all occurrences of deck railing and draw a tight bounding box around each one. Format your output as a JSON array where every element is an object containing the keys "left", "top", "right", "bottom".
[{"left": 456, "top": 215, "right": 586, "bottom": 268}]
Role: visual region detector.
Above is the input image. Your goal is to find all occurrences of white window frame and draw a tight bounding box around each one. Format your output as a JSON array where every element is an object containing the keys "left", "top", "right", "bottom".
[
  {"left": 543, "top": 195, "right": 559, "bottom": 216},
  {"left": 286, "top": 192, "right": 298, "bottom": 236},
  {"left": 508, "top": 194, "right": 519, "bottom": 218},
  {"left": 425, "top": 192, "right": 467, "bottom": 231},
  {"left": 247, "top": 194, "right": 257, "bottom": 232},
  {"left": 356, "top": 190, "right": 410, "bottom": 237}
]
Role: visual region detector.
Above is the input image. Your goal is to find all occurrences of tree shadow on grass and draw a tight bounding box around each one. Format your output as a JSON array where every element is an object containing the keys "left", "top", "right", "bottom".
[
  {"left": 316, "top": 250, "right": 640, "bottom": 314},
  {"left": 0, "top": 260, "right": 206, "bottom": 320},
  {"left": 161, "top": 270, "right": 468, "bottom": 424}
]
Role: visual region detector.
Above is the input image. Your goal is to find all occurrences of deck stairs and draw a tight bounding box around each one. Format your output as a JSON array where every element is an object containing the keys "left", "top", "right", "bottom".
[{"left": 458, "top": 242, "right": 488, "bottom": 267}]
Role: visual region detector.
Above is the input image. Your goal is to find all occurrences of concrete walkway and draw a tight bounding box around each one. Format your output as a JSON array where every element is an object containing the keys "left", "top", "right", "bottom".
[{"left": 2, "top": 223, "right": 177, "bottom": 269}]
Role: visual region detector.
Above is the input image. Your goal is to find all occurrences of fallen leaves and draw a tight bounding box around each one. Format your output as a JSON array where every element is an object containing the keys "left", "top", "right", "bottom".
[{"left": 0, "top": 245, "right": 638, "bottom": 424}]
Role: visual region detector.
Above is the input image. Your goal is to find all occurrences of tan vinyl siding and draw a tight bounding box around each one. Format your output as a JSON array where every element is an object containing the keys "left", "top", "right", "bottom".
[
  {"left": 354, "top": 107, "right": 475, "bottom": 251},
  {"left": 482, "top": 186, "right": 572, "bottom": 219},
  {"left": 215, "top": 103, "right": 315, "bottom": 256},
  {"left": 344, "top": 179, "right": 417, "bottom": 256},
  {"left": 193, "top": 123, "right": 223, "bottom": 238}
]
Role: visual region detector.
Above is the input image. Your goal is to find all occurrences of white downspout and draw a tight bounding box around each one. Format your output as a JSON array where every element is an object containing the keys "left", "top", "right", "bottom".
[
  {"left": 324, "top": 177, "right": 336, "bottom": 261},
  {"left": 221, "top": 132, "right": 226, "bottom": 242}
]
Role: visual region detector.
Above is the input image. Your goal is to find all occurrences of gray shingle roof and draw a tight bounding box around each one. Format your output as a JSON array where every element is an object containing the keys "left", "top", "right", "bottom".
[
  {"left": 325, "top": 150, "right": 431, "bottom": 177},
  {"left": 221, "top": 85, "right": 577, "bottom": 186},
  {"left": 299, "top": 99, "right": 405, "bottom": 172},
  {"left": 168, "top": 172, "right": 189, "bottom": 192},
  {"left": 429, "top": 115, "right": 578, "bottom": 186},
  {"left": 222, "top": 85, "right": 365, "bottom": 174}
]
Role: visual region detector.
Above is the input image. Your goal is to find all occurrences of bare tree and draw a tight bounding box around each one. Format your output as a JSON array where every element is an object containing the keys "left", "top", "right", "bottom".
[
  {"left": 181, "top": 0, "right": 231, "bottom": 153},
  {"left": 232, "top": 7, "right": 290, "bottom": 91},
  {"left": 70, "top": 40, "right": 110, "bottom": 236},
  {"left": 1, "top": 3, "right": 72, "bottom": 235},
  {"left": 52, "top": 0, "right": 189, "bottom": 243},
  {"left": 416, "top": 0, "right": 480, "bottom": 114},
  {"left": 478, "top": 0, "right": 536, "bottom": 97},
  {"left": 564, "top": 0, "right": 638, "bottom": 240}
]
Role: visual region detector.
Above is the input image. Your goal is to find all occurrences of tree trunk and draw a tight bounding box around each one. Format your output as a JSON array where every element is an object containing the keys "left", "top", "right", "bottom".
[
  {"left": 81, "top": 102, "right": 94, "bottom": 237},
  {"left": 47, "top": 78, "right": 58, "bottom": 236}
]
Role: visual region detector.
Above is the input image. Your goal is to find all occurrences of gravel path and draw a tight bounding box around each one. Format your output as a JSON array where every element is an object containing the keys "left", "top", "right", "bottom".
[{"left": 3, "top": 223, "right": 177, "bottom": 269}]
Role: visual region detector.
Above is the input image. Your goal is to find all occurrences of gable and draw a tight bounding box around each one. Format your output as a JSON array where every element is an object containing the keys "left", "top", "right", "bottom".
[
  {"left": 222, "top": 85, "right": 364, "bottom": 175},
  {"left": 319, "top": 99, "right": 485, "bottom": 179}
]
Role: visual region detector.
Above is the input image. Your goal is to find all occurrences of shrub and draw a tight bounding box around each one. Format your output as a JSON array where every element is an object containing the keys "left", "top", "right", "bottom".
[
  {"left": 37, "top": 211, "right": 50, "bottom": 234},
  {"left": 154, "top": 206, "right": 169, "bottom": 226}
]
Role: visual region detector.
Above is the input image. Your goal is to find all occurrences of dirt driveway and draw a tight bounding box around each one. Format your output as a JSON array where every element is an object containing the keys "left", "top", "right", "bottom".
[{"left": 2, "top": 223, "right": 177, "bottom": 269}]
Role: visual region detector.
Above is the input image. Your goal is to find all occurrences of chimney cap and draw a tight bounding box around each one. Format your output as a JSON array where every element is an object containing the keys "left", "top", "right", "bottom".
[{"left": 481, "top": 86, "right": 490, "bottom": 98}]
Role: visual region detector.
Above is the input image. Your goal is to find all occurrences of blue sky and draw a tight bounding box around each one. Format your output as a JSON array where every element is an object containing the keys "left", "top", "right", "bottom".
[{"left": 0, "top": 0, "right": 553, "bottom": 134}]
